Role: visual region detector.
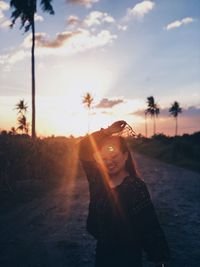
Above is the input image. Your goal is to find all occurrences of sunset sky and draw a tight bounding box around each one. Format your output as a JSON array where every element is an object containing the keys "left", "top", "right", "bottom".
[{"left": 0, "top": 0, "right": 199, "bottom": 137}]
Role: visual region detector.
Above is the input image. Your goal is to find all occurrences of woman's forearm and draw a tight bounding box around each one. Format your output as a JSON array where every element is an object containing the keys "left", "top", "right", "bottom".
[{"left": 79, "top": 128, "right": 110, "bottom": 162}]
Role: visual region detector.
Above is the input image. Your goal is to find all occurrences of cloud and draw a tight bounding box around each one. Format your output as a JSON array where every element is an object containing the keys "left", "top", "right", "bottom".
[
  {"left": 1, "top": 28, "right": 117, "bottom": 66},
  {"left": 0, "top": 1, "right": 9, "bottom": 10},
  {"left": 165, "top": 17, "right": 194, "bottom": 30},
  {"left": 131, "top": 106, "right": 200, "bottom": 136},
  {"left": 67, "top": 15, "right": 80, "bottom": 26},
  {"left": 66, "top": 11, "right": 115, "bottom": 29},
  {"left": 182, "top": 106, "right": 200, "bottom": 117},
  {"left": 101, "top": 110, "right": 113, "bottom": 115},
  {"left": 35, "top": 14, "right": 44, "bottom": 22},
  {"left": 0, "top": 53, "right": 9, "bottom": 64},
  {"left": 84, "top": 11, "right": 115, "bottom": 27},
  {"left": 0, "top": 10, "right": 3, "bottom": 20},
  {"left": 0, "top": 1, "right": 10, "bottom": 29},
  {"left": 130, "top": 109, "right": 144, "bottom": 116},
  {"left": 126, "top": 1, "right": 155, "bottom": 20},
  {"left": 131, "top": 108, "right": 169, "bottom": 117},
  {"left": 0, "top": 19, "right": 10, "bottom": 28},
  {"left": 9, "top": 50, "right": 29, "bottom": 64},
  {"left": 117, "top": 24, "right": 128, "bottom": 31},
  {"left": 96, "top": 98, "right": 124, "bottom": 108},
  {"left": 23, "top": 29, "right": 116, "bottom": 49},
  {"left": 34, "top": 31, "right": 82, "bottom": 48},
  {"left": 66, "top": 0, "right": 99, "bottom": 8},
  {"left": 131, "top": 106, "right": 200, "bottom": 118},
  {"left": 0, "top": 49, "right": 29, "bottom": 65}
]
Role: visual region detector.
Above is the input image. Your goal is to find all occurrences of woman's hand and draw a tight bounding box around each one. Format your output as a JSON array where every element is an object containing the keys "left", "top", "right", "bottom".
[{"left": 107, "top": 120, "right": 127, "bottom": 135}]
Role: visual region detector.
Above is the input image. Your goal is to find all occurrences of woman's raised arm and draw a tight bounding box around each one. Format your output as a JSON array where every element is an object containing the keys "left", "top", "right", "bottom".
[
  {"left": 78, "top": 121, "right": 127, "bottom": 179},
  {"left": 79, "top": 120, "right": 127, "bottom": 162}
]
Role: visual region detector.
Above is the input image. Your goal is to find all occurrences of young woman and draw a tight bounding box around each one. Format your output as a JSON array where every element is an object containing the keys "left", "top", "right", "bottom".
[{"left": 79, "top": 121, "right": 170, "bottom": 267}]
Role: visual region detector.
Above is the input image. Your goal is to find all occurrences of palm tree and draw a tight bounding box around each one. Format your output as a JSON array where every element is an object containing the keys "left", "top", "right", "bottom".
[
  {"left": 15, "top": 99, "right": 28, "bottom": 115},
  {"left": 10, "top": 0, "right": 54, "bottom": 139},
  {"left": 169, "top": 101, "right": 182, "bottom": 136},
  {"left": 17, "top": 115, "right": 29, "bottom": 134},
  {"left": 15, "top": 99, "right": 29, "bottom": 134},
  {"left": 82, "top": 92, "right": 94, "bottom": 133},
  {"left": 10, "top": 127, "right": 17, "bottom": 135},
  {"left": 145, "top": 96, "right": 160, "bottom": 136}
]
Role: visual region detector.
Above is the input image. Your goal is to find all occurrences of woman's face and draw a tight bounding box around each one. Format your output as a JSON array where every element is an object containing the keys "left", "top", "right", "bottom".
[{"left": 94, "top": 139, "right": 128, "bottom": 175}]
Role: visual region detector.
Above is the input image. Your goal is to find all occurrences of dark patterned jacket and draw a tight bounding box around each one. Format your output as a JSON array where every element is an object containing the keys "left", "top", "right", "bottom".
[{"left": 79, "top": 130, "right": 170, "bottom": 263}]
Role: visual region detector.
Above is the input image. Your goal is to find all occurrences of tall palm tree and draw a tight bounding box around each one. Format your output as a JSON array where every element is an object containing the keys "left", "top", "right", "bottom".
[
  {"left": 15, "top": 99, "right": 28, "bottom": 115},
  {"left": 10, "top": 0, "right": 54, "bottom": 139},
  {"left": 169, "top": 101, "right": 182, "bottom": 136},
  {"left": 82, "top": 92, "right": 94, "bottom": 133},
  {"left": 145, "top": 96, "right": 160, "bottom": 136}
]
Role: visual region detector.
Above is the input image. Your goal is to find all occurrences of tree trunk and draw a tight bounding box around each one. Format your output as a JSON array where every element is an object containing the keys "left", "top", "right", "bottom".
[
  {"left": 88, "top": 108, "right": 90, "bottom": 134},
  {"left": 31, "top": 16, "right": 36, "bottom": 139},
  {"left": 153, "top": 115, "right": 156, "bottom": 135},
  {"left": 145, "top": 113, "right": 147, "bottom": 138},
  {"left": 175, "top": 116, "right": 178, "bottom": 136}
]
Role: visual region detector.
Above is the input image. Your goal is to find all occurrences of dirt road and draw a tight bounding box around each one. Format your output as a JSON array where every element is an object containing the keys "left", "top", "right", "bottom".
[{"left": 0, "top": 154, "right": 199, "bottom": 267}]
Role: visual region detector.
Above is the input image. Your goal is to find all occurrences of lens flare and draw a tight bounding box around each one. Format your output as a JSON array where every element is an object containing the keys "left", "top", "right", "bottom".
[{"left": 88, "top": 134, "right": 128, "bottom": 223}]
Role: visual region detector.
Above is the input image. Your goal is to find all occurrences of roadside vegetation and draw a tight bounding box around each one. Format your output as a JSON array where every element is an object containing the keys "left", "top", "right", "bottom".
[
  {"left": 1, "top": 130, "right": 199, "bottom": 199},
  {"left": 0, "top": 133, "right": 77, "bottom": 206},
  {"left": 128, "top": 132, "right": 200, "bottom": 173}
]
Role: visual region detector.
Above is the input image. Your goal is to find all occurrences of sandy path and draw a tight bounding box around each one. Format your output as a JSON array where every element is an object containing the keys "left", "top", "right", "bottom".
[{"left": 0, "top": 154, "right": 199, "bottom": 267}]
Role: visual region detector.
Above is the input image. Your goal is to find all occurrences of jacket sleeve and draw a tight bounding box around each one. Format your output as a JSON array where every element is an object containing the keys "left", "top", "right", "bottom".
[
  {"left": 133, "top": 180, "right": 170, "bottom": 263},
  {"left": 78, "top": 129, "right": 110, "bottom": 239}
]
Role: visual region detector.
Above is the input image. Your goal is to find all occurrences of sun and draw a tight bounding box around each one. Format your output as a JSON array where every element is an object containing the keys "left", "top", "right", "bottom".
[{"left": 36, "top": 61, "right": 118, "bottom": 136}]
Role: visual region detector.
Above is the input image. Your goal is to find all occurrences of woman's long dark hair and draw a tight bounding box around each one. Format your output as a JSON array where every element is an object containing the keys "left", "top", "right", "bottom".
[
  {"left": 99, "top": 136, "right": 139, "bottom": 178},
  {"left": 118, "top": 136, "right": 139, "bottom": 178}
]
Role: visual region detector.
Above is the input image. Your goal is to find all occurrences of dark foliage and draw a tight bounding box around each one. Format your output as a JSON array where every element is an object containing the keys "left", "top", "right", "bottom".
[
  {"left": 128, "top": 132, "right": 200, "bottom": 173},
  {"left": 0, "top": 134, "right": 76, "bottom": 195}
]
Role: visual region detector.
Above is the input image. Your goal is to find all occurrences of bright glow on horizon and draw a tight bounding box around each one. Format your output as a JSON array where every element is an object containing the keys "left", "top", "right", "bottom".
[{"left": 1, "top": 93, "right": 199, "bottom": 137}]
